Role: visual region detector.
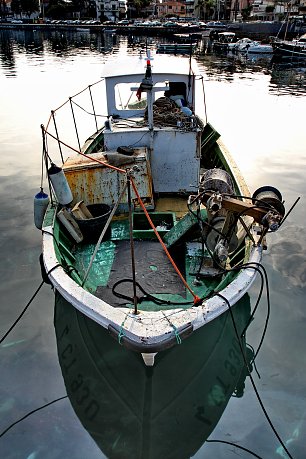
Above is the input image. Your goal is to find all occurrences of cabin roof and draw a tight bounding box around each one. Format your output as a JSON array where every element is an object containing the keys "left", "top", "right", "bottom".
[
  {"left": 218, "top": 32, "right": 235, "bottom": 36},
  {"left": 101, "top": 53, "right": 199, "bottom": 79}
]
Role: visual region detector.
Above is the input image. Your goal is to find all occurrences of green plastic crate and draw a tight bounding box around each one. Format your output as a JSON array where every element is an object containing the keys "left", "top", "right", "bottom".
[{"left": 132, "top": 212, "right": 176, "bottom": 240}]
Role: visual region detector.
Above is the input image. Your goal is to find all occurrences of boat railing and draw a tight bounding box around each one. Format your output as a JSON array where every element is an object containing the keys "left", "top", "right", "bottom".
[{"left": 44, "top": 78, "right": 107, "bottom": 165}]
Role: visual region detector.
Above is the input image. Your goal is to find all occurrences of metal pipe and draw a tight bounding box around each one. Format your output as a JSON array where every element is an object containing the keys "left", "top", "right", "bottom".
[
  {"left": 127, "top": 172, "right": 138, "bottom": 315},
  {"left": 51, "top": 110, "right": 64, "bottom": 164},
  {"left": 69, "top": 97, "right": 81, "bottom": 151},
  {"left": 88, "top": 85, "right": 98, "bottom": 132},
  {"left": 41, "top": 124, "right": 54, "bottom": 206},
  {"left": 82, "top": 183, "right": 128, "bottom": 287}
]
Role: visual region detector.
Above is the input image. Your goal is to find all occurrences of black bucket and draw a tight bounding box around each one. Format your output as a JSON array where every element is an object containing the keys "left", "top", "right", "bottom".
[{"left": 75, "top": 203, "right": 112, "bottom": 243}]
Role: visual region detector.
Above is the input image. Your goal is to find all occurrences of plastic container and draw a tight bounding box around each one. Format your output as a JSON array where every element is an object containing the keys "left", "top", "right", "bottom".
[
  {"left": 132, "top": 212, "right": 176, "bottom": 240},
  {"left": 74, "top": 204, "right": 112, "bottom": 243}
]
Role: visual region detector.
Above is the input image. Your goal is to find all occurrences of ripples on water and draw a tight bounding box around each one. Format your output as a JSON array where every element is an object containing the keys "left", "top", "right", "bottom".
[{"left": 0, "top": 28, "right": 306, "bottom": 459}]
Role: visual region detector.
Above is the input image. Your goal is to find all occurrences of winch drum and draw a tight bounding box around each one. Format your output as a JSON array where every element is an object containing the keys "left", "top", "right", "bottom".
[
  {"left": 252, "top": 186, "right": 285, "bottom": 217},
  {"left": 200, "top": 169, "right": 234, "bottom": 195}
]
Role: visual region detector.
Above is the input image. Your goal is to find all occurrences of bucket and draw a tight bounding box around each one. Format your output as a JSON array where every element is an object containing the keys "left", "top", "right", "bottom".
[{"left": 74, "top": 203, "right": 112, "bottom": 243}]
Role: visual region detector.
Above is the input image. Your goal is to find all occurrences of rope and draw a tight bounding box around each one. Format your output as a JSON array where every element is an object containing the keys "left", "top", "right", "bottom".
[
  {"left": 130, "top": 177, "right": 201, "bottom": 305},
  {"left": 215, "top": 291, "right": 294, "bottom": 459},
  {"left": 42, "top": 126, "right": 126, "bottom": 174},
  {"left": 70, "top": 98, "right": 108, "bottom": 118},
  {"left": 0, "top": 396, "right": 68, "bottom": 438},
  {"left": 118, "top": 314, "right": 129, "bottom": 345},
  {"left": 81, "top": 182, "right": 128, "bottom": 287},
  {"left": 162, "top": 312, "right": 182, "bottom": 344},
  {"left": 186, "top": 199, "right": 275, "bottom": 362},
  {"left": 0, "top": 264, "right": 61, "bottom": 345},
  {"left": 143, "top": 97, "right": 191, "bottom": 128},
  {"left": 206, "top": 439, "right": 264, "bottom": 459},
  {"left": 45, "top": 78, "right": 105, "bottom": 129},
  {"left": 173, "top": 326, "right": 182, "bottom": 344},
  {"left": 112, "top": 279, "right": 194, "bottom": 306},
  {"left": 118, "top": 325, "right": 125, "bottom": 344}
]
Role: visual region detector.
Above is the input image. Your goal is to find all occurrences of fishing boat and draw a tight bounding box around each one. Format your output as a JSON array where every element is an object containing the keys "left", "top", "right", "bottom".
[
  {"left": 54, "top": 291, "right": 254, "bottom": 458},
  {"left": 36, "top": 50, "right": 286, "bottom": 366},
  {"left": 212, "top": 31, "right": 236, "bottom": 53},
  {"left": 271, "top": 33, "right": 306, "bottom": 60}
]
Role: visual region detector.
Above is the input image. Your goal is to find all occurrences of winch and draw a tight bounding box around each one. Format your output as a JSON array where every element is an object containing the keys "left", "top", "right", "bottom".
[{"left": 191, "top": 168, "right": 286, "bottom": 269}]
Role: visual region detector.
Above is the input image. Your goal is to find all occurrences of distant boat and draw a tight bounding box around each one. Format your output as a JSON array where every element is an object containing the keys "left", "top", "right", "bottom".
[
  {"left": 229, "top": 37, "right": 273, "bottom": 54},
  {"left": 54, "top": 291, "right": 254, "bottom": 458},
  {"left": 212, "top": 31, "right": 236, "bottom": 52},
  {"left": 156, "top": 42, "right": 196, "bottom": 54},
  {"left": 272, "top": 33, "right": 306, "bottom": 59},
  {"left": 36, "top": 50, "right": 286, "bottom": 366}
]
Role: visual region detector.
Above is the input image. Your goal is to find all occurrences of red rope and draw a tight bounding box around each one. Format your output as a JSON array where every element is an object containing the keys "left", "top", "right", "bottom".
[
  {"left": 43, "top": 127, "right": 126, "bottom": 174},
  {"left": 130, "top": 177, "right": 201, "bottom": 305}
]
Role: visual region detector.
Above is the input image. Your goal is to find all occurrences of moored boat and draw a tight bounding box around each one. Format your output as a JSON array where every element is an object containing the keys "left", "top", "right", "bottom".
[
  {"left": 36, "top": 50, "right": 286, "bottom": 366},
  {"left": 272, "top": 33, "right": 306, "bottom": 59},
  {"left": 156, "top": 42, "right": 197, "bottom": 54},
  {"left": 212, "top": 31, "right": 236, "bottom": 53},
  {"left": 229, "top": 37, "right": 273, "bottom": 54}
]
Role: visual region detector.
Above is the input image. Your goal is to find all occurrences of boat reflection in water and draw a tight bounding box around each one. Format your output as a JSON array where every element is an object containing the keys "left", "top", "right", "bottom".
[{"left": 54, "top": 292, "right": 253, "bottom": 458}]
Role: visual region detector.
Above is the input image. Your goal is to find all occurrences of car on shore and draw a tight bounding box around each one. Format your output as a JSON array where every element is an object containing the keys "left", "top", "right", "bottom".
[
  {"left": 163, "top": 21, "right": 179, "bottom": 28},
  {"left": 117, "top": 20, "right": 129, "bottom": 25}
]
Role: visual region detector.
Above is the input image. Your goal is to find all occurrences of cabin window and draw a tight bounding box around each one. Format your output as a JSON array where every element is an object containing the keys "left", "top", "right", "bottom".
[
  {"left": 115, "top": 83, "right": 147, "bottom": 110},
  {"left": 164, "top": 82, "right": 187, "bottom": 102},
  {"left": 114, "top": 82, "right": 174, "bottom": 111}
]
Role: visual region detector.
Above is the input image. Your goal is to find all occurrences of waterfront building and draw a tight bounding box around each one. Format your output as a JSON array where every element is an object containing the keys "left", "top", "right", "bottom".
[
  {"left": 96, "top": 0, "right": 127, "bottom": 21},
  {"left": 185, "top": 0, "right": 195, "bottom": 17},
  {"left": 229, "top": 0, "right": 301, "bottom": 22},
  {"left": 156, "top": 0, "right": 186, "bottom": 17}
]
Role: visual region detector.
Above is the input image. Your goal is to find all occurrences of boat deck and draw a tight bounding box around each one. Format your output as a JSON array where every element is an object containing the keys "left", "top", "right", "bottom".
[
  {"left": 73, "top": 227, "right": 222, "bottom": 312},
  {"left": 69, "top": 193, "right": 238, "bottom": 312}
]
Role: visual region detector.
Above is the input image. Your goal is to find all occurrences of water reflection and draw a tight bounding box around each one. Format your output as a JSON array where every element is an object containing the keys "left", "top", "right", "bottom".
[
  {"left": 270, "top": 60, "right": 306, "bottom": 96},
  {"left": 0, "top": 30, "right": 16, "bottom": 76},
  {"left": 268, "top": 225, "right": 306, "bottom": 289},
  {"left": 0, "top": 29, "right": 120, "bottom": 75},
  {"left": 54, "top": 292, "right": 253, "bottom": 458},
  {"left": 195, "top": 42, "right": 306, "bottom": 95},
  {"left": 0, "top": 28, "right": 304, "bottom": 96}
]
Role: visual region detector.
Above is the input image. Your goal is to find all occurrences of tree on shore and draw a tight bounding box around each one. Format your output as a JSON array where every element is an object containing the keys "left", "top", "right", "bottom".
[
  {"left": 195, "top": 0, "right": 214, "bottom": 20},
  {"left": 11, "top": 0, "right": 22, "bottom": 17},
  {"left": 131, "top": 0, "right": 151, "bottom": 18},
  {"left": 46, "top": 0, "right": 70, "bottom": 18},
  {"left": 20, "top": 0, "right": 39, "bottom": 17}
]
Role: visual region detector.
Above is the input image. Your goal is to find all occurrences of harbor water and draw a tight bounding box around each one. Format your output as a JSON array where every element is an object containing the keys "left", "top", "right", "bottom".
[{"left": 0, "top": 28, "right": 306, "bottom": 458}]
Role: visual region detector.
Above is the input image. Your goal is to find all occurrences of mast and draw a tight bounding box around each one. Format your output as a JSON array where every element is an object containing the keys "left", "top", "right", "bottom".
[
  {"left": 144, "top": 51, "right": 154, "bottom": 132},
  {"left": 136, "top": 50, "right": 168, "bottom": 152},
  {"left": 136, "top": 50, "right": 154, "bottom": 150}
]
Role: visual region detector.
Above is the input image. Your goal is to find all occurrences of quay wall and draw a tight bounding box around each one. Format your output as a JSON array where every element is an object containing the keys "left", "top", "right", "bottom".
[{"left": 0, "top": 21, "right": 305, "bottom": 40}]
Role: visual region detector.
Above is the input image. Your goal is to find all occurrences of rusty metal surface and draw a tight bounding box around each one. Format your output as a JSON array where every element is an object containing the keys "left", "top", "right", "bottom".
[
  {"left": 63, "top": 152, "right": 107, "bottom": 171},
  {"left": 63, "top": 149, "right": 153, "bottom": 207}
]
